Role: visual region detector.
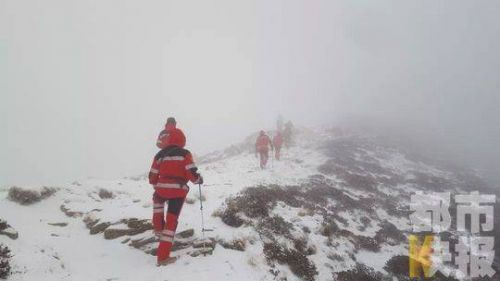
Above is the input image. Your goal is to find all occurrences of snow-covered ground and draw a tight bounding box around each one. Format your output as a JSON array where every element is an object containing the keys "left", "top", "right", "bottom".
[
  {"left": 0, "top": 128, "right": 496, "bottom": 281},
  {"left": 0, "top": 130, "right": 331, "bottom": 281}
]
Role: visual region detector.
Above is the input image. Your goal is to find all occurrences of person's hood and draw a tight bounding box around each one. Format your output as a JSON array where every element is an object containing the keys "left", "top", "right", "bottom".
[{"left": 168, "top": 128, "right": 186, "bottom": 148}]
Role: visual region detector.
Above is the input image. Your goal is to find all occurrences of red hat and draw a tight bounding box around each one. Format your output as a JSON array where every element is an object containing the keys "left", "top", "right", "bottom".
[{"left": 167, "top": 128, "right": 186, "bottom": 148}]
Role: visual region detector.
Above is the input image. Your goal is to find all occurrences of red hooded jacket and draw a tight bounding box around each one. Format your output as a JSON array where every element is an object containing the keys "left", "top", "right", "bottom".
[
  {"left": 255, "top": 131, "right": 272, "bottom": 152},
  {"left": 156, "top": 123, "right": 186, "bottom": 149},
  {"left": 273, "top": 133, "right": 283, "bottom": 148},
  {"left": 150, "top": 127, "right": 199, "bottom": 198}
]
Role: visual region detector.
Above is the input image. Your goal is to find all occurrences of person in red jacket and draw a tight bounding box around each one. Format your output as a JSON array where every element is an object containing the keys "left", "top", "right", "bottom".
[
  {"left": 255, "top": 130, "right": 273, "bottom": 169},
  {"left": 149, "top": 127, "right": 203, "bottom": 266},
  {"left": 156, "top": 117, "right": 186, "bottom": 149},
  {"left": 273, "top": 131, "right": 283, "bottom": 160}
]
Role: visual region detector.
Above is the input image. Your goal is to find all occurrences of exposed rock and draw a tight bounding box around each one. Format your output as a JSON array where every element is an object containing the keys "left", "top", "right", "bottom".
[
  {"left": 0, "top": 228, "right": 18, "bottom": 240},
  {"left": 90, "top": 222, "right": 111, "bottom": 235},
  {"left": 83, "top": 215, "right": 99, "bottom": 228},
  {"left": 176, "top": 228, "right": 194, "bottom": 239},
  {"left": 7, "top": 186, "right": 57, "bottom": 205},
  {"left": 48, "top": 222, "right": 68, "bottom": 227},
  {"left": 103, "top": 226, "right": 149, "bottom": 240},
  {"left": 126, "top": 218, "right": 153, "bottom": 232},
  {"left": 0, "top": 220, "right": 18, "bottom": 240},
  {"left": 146, "top": 248, "right": 157, "bottom": 256},
  {"left": 192, "top": 238, "right": 216, "bottom": 249},
  {"left": 189, "top": 247, "right": 213, "bottom": 257},
  {"left": 0, "top": 221, "right": 6, "bottom": 231},
  {"left": 60, "top": 205, "right": 83, "bottom": 218},
  {"left": 129, "top": 237, "right": 157, "bottom": 249},
  {"left": 187, "top": 239, "right": 217, "bottom": 256},
  {"left": 218, "top": 239, "right": 246, "bottom": 251},
  {"left": 171, "top": 240, "right": 192, "bottom": 252},
  {"left": 104, "top": 228, "right": 131, "bottom": 240}
]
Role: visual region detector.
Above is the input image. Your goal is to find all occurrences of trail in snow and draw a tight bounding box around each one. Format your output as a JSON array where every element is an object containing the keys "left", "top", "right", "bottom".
[
  {"left": 1, "top": 129, "right": 492, "bottom": 281},
  {"left": 0, "top": 134, "right": 329, "bottom": 281}
]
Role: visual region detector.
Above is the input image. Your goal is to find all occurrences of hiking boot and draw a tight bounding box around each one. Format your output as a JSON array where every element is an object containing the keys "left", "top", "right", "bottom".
[{"left": 157, "top": 256, "right": 178, "bottom": 266}]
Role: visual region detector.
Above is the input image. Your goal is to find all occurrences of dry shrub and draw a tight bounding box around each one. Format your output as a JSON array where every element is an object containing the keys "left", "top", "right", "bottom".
[
  {"left": 263, "top": 243, "right": 317, "bottom": 281},
  {"left": 258, "top": 216, "right": 293, "bottom": 237},
  {"left": 219, "top": 239, "right": 246, "bottom": 251},
  {"left": 98, "top": 188, "right": 113, "bottom": 199},
  {"left": 384, "top": 255, "right": 460, "bottom": 281},
  {"left": 293, "top": 239, "right": 316, "bottom": 255},
  {"left": 335, "top": 264, "right": 383, "bottom": 281},
  {"left": 0, "top": 244, "right": 11, "bottom": 279},
  {"left": 320, "top": 219, "right": 338, "bottom": 237},
  {"left": 383, "top": 255, "right": 408, "bottom": 276},
  {"left": 8, "top": 186, "right": 57, "bottom": 205},
  {"left": 374, "top": 220, "right": 406, "bottom": 245}
]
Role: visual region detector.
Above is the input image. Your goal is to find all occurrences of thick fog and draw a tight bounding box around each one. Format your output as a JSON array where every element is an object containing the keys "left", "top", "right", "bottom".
[{"left": 1, "top": 1, "right": 499, "bottom": 187}]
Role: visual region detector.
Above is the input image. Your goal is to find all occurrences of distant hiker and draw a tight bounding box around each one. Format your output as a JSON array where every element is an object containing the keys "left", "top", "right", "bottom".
[
  {"left": 255, "top": 130, "right": 273, "bottom": 169},
  {"left": 149, "top": 127, "right": 203, "bottom": 266},
  {"left": 273, "top": 131, "right": 283, "bottom": 160},
  {"left": 156, "top": 117, "right": 186, "bottom": 149},
  {"left": 283, "top": 121, "right": 294, "bottom": 148}
]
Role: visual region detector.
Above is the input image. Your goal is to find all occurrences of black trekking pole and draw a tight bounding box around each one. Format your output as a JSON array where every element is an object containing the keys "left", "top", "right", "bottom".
[
  {"left": 198, "top": 183, "right": 213, "bottom": 255},
  {"left": 198, "top": 183, "right": 207, "bottom": 239}
]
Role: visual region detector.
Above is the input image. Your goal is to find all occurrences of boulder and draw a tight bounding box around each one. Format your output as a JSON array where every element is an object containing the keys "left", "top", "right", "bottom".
[
  {"left": 176, "top": 228, "right": 194, "bottom": 239},
  {"left": 90, "top": 222, "right": 111, "bottom": 235},
  {"left": 193, "top": 238, "right": 216, "bottom": 249},
  {"left": 0, "top": 220, "right": 18, "bottom": 240},
  {"left": 0, "top": 228, "right": 18, "bottom": 240},
  {"left": 47, "top": 222, "right": 68, "bottom": 227},
  {"left": 129, "top": 237, "right": 157, "bottom": 248},
  {"left": 126, "top": 219, "right": 153, "bottom": 232},
  {"left": 60, "top": 205, "right": 83, "bottom": 218}
]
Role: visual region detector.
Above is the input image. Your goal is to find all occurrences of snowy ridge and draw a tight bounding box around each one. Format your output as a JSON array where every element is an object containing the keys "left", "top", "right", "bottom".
[{"left": 0, "top": 128, "right": 497, "bottom": 281}]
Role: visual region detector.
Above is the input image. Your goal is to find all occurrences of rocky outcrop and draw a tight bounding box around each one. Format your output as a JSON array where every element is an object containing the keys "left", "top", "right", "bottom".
[
  {"left": 219, "top": 239, "right": 246, "bottom": 251},
  {"left": 103, "top": 218, "right": 154, "bottom": 240},
  {"left": 0, "top": 220, "right": 18, "bottom": 240},
  {"left": 89, "top": 222, "right": 111, "bottom": 235},
  {"left": 104, "top": 228, "right": 133, "bottom": 240},
  {"left": 7, "top": 186, "right": 57, "bottom": 205},
  {"left": 60, "top": 204, "right": 83, "bottom": 218},
  {"left": 176, "top": 228, "right": 194, "bottom": 239},
  {"left": 47, "top": 222, "right": 68, "bottom": 227}
]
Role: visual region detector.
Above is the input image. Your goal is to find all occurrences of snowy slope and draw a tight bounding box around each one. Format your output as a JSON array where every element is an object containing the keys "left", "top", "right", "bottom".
[{"left": 0, "top": 128, "right": 497, "bottom": 281}]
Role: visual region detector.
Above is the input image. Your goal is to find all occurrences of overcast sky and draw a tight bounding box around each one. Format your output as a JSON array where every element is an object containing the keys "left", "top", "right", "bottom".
[{"left": 1, "top": 0, "right": 499, "bottom": 186}]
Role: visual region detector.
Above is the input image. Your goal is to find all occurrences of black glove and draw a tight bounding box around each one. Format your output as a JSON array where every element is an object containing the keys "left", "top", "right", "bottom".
[{"left": 195, "top": 174, "right": 204, "bottom": 185}]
